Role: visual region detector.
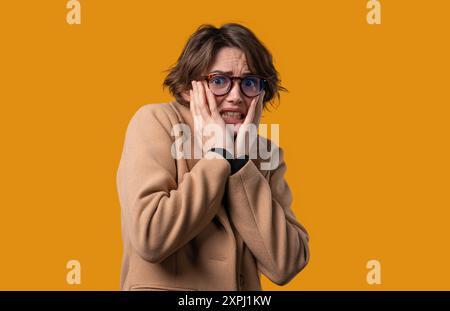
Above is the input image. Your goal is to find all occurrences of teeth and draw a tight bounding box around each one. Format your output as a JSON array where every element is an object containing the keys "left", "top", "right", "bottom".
[{"left": 221, "top": 112, "right": 242, "bottom": 118}]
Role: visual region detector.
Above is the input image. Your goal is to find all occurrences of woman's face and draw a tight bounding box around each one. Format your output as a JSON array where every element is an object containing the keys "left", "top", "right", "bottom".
[{"left": 188, "top": 47, "right": 255, "bottom": 133}]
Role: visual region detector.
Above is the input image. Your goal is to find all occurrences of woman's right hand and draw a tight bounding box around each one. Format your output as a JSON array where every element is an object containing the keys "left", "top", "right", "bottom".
[{"left": 189, "top": 80, "right": 234, "bottom": 158}]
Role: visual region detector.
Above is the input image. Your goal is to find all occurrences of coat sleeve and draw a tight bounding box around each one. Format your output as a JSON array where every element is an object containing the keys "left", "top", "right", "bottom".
[
  {"left": 116, "top": 105, "right": 231, "bottom": 263},
  {"left": 226, "top": 147, "right": 310, "bottom": 285}
]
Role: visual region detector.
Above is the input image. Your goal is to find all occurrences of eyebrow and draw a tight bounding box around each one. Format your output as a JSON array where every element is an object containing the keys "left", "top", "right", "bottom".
[{"left": 208, "top": 70, "right": 253, "bottom": 75}]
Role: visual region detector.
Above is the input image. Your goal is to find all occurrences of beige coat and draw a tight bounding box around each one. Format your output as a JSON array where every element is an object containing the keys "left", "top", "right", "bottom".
[{"left": 116, "top": 101, "right": 309, "bottom": 291}]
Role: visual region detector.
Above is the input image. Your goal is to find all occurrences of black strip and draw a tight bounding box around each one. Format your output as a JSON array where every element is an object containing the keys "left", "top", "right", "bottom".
[{"left": 0, "top": 291, "right": 449, "bottom": 309}]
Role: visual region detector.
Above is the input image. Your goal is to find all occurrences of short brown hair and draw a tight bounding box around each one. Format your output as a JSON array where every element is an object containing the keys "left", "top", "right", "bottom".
[{"left": 162, "top": 23, "right": 287, "bottom": 110}]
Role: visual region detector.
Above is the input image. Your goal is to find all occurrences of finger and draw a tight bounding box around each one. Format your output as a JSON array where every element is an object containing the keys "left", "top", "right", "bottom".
[
  {"left": 254, "top": 91, "right": 264, "bottom": 125},
  {"left": 199, "top": 81, "right": 212, "bottom": 116},
  {"left": 196, "top": 81, "right": 211, "bottom": 120},
  {"left": 191, "top": 82, "right": 204, "bottom": 135},
  {"left": 203, "top": 80, "right": 220, "bottom": 119},
  {"left": 191, "top": 81, "right": 200, "bottom": 116},
  {"left": 189, "top": 89, "right": 196, "bottom": 115},
  {"left": 194, "top": 81, "right": 204, "bottom": 118},
  {"left": 243, "top": 96, "right": 258, "bottom": 126}
]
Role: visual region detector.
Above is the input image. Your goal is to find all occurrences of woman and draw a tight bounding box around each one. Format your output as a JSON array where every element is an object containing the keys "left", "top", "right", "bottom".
[{"left": 116, "top": 23, "right": 309, "bottom": 291}]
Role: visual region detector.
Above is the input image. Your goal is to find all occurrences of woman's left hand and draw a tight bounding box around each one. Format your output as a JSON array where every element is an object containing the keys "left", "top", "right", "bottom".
[{"left": 235, "top": 91, "right": 265, "bottom": 159}]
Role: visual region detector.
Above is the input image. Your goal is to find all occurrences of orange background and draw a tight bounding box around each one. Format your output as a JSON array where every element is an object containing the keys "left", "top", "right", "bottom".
[{"left": 0, "top": 0, "right": 449, "bottom": 290}]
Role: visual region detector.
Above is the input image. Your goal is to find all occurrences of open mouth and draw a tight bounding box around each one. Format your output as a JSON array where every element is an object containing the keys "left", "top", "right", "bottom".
[{"left": 220, "top": 111, "right": 245, "bottom": 124}]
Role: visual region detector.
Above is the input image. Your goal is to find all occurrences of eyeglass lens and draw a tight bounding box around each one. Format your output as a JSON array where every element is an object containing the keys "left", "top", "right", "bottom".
[{"left": 208, "top": 75, "right": 264, "bottom": 97}]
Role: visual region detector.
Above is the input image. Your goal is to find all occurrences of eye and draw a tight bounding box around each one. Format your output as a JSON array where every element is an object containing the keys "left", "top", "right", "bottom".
[
  {"left": 243, "top": 77, "right": 258, "bottom": 88},
  {"left": 210, "top": 76, "right": 227, "bottom": 86}
]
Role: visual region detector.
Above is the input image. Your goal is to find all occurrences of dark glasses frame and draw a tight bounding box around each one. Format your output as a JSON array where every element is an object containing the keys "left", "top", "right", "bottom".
[{"left": 200, "top": 73, "right": 267, "bottom": 98}]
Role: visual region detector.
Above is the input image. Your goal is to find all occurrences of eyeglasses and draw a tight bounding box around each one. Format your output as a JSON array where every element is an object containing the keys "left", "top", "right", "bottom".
[{"left": 200, "top": 73, "right": 267, "bottom": 98}]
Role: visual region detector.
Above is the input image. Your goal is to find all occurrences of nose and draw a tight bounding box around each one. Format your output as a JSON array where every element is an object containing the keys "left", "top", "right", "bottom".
[{"left": 225, "top": 80, "right": 244, "bottom": 103}]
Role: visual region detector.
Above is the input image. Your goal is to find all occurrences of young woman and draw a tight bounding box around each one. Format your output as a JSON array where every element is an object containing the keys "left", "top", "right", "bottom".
[{"left": 116, "top": 23, "right": 309, "bottom": 291}]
